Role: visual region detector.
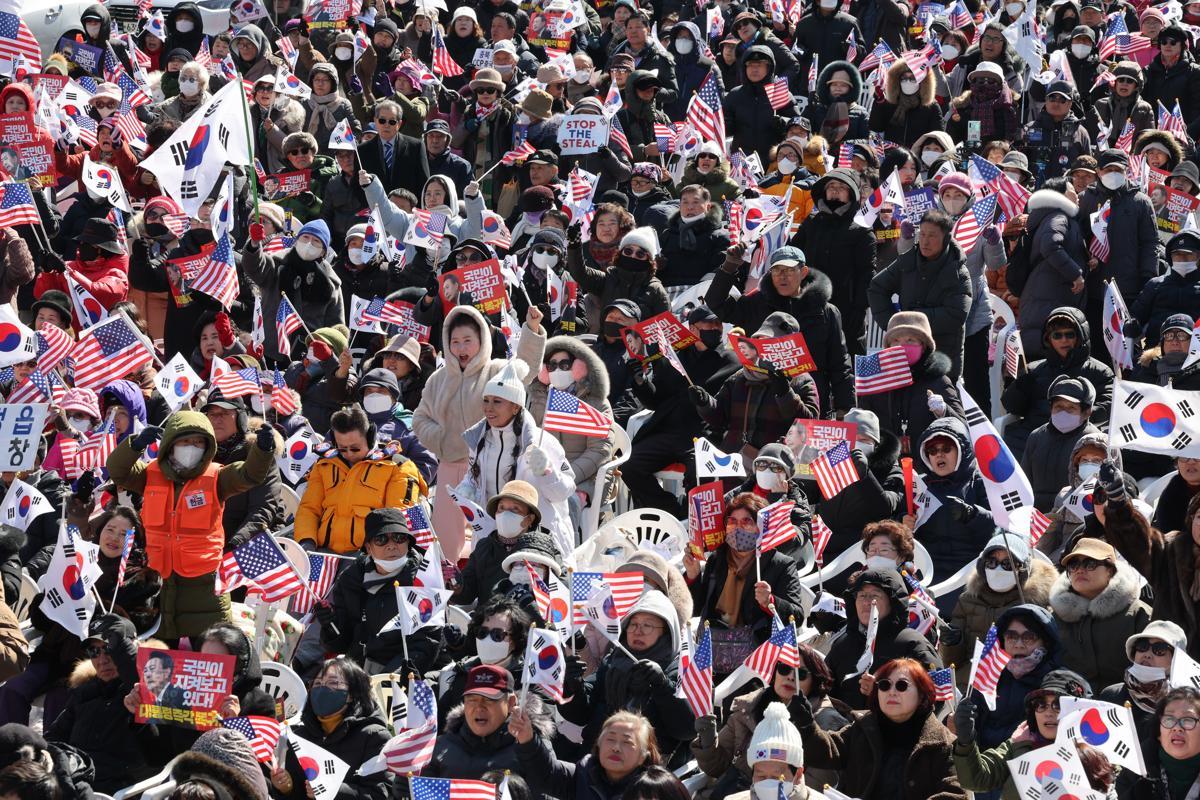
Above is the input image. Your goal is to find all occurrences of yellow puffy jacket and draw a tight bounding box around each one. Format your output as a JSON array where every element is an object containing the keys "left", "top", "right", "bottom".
[{"left": 295, "top": 454, "right": 425, "bottom": 554}]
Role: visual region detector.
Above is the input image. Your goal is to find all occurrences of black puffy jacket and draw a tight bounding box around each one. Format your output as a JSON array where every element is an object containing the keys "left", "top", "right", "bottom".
[
  {"left": 1130, "top": 230, "right": 1200, "bottom": 342},
  {"left": 722, "top": 49, "right": 793, "bottom": 162}
]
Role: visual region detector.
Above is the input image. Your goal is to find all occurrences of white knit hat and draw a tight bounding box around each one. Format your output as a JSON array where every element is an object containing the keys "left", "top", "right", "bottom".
[
  {"left": 747, "top": 702, "right": 805, "bottom": 767},
  {"left": 620, "top": 227, "right": 661, "bottom": 259},
  {"left": 483, "top": 360, "right": 530, "bottom": 407}
]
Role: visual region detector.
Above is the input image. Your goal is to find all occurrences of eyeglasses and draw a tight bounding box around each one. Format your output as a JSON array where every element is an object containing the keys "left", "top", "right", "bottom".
[
  {"left": 369, "top": 532, "right": 409, "bottom": 546},
  {"left": 1164, "top": 331, "right": 1191, "bottom": 342},
  {"left": 984, "top": 557, "right": 1014, "bottom": 571},
  {"left": 1161, "top": 36, "right": 1184, "bottom": 45},
  {"left": 855, "top": 591, "right": 888, "bottom": 604},
  {"left": 1049, "top": 330, "right": 1078, "bottom": 341},
  {"left": 925, "top": 442, "right": 955, "bottom": 456},
  {"left": 752, "top": 461, "right": 786, "bottom": 473},
  {"left": 621, "top": 246, "right": 651, "bottom": 260},
  {"left": 288, "top": 147, "right": 313, "bottom": 155},
  {"left": 1033, "top": 699, "right": 1061, "bottom": 713},
  {"left": 1066, "top": 558, "right": 1106, "bottom": 573},
  {"left": 770, "top": 265, "right": 801, "bottom": 276},
  {"left": 1135, "top": 640, "right": 1175, "bottom": 657},
  {"left": 476, "top": 627, "right": 511, "bottom": 642},
  {"left": 376, "top": 118, "right": 399, "bottom": 125},
  {"left": 145, "top": 209, "right": 166, "bottom": 222},
  {"left": 1003, "top": 630, "right": 1041, "bottom": 645},
  {"left": 876, "top": 678, "right": 911, "bottom": 693},
  {"left": 312, "top": 679, "right": 349, "bottom": 691},
  {"left": 475, "top": 88, "right": 498, "bottom": 96},
  {"left": 1163, "top": 715, "right": 1200, "bottom": 730},
  {"left": 866, "top": 545, "right": 898, "bottom": 556},
  {"left": 981, "top": 34, "right": 1006, "bottom": 43},
  {"left": 545, "top": 356, "right": 576, "bottom": 371},
  {"left": 626, "top": 621, "right": 664, "bottom": 634},
  {"left": 84, "top": 643, "right": 108, "bottom": 658}
]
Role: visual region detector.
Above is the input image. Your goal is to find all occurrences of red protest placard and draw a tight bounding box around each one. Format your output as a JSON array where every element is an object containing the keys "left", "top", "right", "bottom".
[
  {"left": 31, "top": 74, "right": 68, "bottom": 97},
  {"left": 135, "top": 648, "right": 236, "bottom": 730},
  {"left": 262, "top": 170, "right": 311, "bottom": 200},
  {"left": 0, "top": 113, "right": 37, "bottom": 146},
  {"left": 3, "top": 141, "right": 56, "bottom": 188},
  {"left": 636, "top": 311, "right": 698, "bottom": 351},
  {"left": 688, "top": 481, "right": 726, "bottom": 552},
  {"left": 439, "top": 258, "right": 507, "bottom": 316},
  {"left": 386, "top": 299, "right": 431, "bottom": 343},
  {"left": 166, "top": 242, "right": 217, "bottom": 299},
  {"left": 786, "top": 418, "right": 856, "bottom": 479},
  {"left": 729, "top": 332, "right": 817, "bottom": 376}
]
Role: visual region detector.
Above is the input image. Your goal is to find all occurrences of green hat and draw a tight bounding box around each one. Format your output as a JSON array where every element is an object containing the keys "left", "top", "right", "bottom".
[{"left": 308, "top": 325, "right": 350, "bottom": 356}]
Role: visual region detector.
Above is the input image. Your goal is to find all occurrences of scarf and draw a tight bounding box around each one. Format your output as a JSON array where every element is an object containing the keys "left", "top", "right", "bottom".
[
  {"left": 716, "top": 550, "right": 753, "bottom": 626},
  {"left": 1005, "top": 647, "right": 1046, "bottom": 678},
  {"left": 305, "top": 92, "right": 342, "bottom": 136},
  {"left": 889, "top": 89, "right": 921, "bottom": 124},
  {"left": 1160, "top": 749, "right": 1200, "bottom": 800},
  {"left": 215, "top": 430, "right": 247, "bottom": 464},
  {"left": 970, "top": 81, "right": 1016, "bottom": 139},
  {"left": 820, "top": 100, "right": 850, "bottom": 144},
  {"left": 589, "top": 239, "right": 620, "bottom": 266},
  {"left": 678, "top": 216, "right": 705, "bottom": 250}
]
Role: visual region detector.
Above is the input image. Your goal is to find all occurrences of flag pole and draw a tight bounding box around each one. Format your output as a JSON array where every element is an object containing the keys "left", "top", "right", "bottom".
[
  {"left": 394, "top": 581, "right": 411, "bottom": 665},
  {"left": 238, "top": 77, "right": 261, "bottom": 224},
  {"left": 567, "top": 567, "right": 577, "bottom": 656},
  {"left": 950, "top": 663, "right": 958, "bottom": 710},
  {"left": 280, "top": 291, "right": 313, "bottom": 338},
  {"left": 107, "top": 529, "right": 131, "bottom": 615}
]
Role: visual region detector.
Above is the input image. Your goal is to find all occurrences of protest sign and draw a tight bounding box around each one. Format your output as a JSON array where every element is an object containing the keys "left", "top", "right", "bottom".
[
  {"left": 1, "top": 141, "right": 55, "bottom": 188},
  {"left": 1151, "top": 182, "right": 1200, "bottom": 234},
  {"left": 438, "top": 258, "right": 507, "bottom": 316},
  {"left": 0, "top": 404, "right": 49, "bottom": 471},
  {"left": 528, "top": 9, "right": 572, "bottom": 48},
  {"left": 786, "top": 419, "right": 857, "bottom": 479},
  {"left": 557, "top": 113, "right": 610, "bottom": 155},
  {"left": 688, "top": 481, "right": 726, "bottom": 552},
  {"left": 31, "top": 74, "right": 68, "bottom": 97},
  {"left": 472, "top": 48, "right": 494, "bottom": 67},
  {"left": 728, "top": 332, "right": 818, "bottom": 376},
  {"left": 262, "top": 170, "right": 311, "bottom": 200},
  {"left": 900, "top": 188, "right": 937, "bottom": 221},
  {"left": 135, "top": 648, "right": 236, "bottom": 730},
  {"left": 56, "top": 39, "right": 104, "bottom": 75},
  {"left": 620, "top": 312, "right": 698, "bottom": 362}
]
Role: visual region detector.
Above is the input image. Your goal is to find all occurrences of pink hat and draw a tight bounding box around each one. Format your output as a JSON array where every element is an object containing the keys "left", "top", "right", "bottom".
[
  {"left": 1140, "top": 5, "right": 1165, "bottom": 24},
  {"left": 61, "top": 388, "right": 100, "bottom": 420},
  {"left": 144, "top": 196, "right": 183, "bottom": 218},
  {"left": 90, "top": 82, "right": 121, "bottom": 104},
  {"left": 937, "top": 171, "right": 974, "bottom": 198}
]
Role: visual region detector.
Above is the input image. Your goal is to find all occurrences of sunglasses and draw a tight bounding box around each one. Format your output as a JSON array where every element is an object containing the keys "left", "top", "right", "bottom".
[
  {"left": 621, "top": 246, "right": 650, "bottom": 260},
  {"left": 476, "top": 627, "right": 511, "bottom": 642},
  {"left": 376, "top": 118, "right": 399, "bottom": 125},
  {"left": 876, "top": 678, "right": 911, "bottom": 693},
  {"left": 1049, "top": 330, "right": 1078, "bottom": 340},
  {"left": 545, "top": 357, "right": 575, "bottom": 371},
  {"left": 1066, "top": 558, "right": 1106, "bottom": 573},
  {"left": 288, "top": 147, "right": 313, "bottom": 155},
  {"left": 984, "top": 557, "right": 1014, "bottom": 571},
  {"left": 533, "top": 245, "right": 558, "bottom": 256},
  {"left": 1033, "top": 699, "right": 1061, "bottom": 713},
  {"left": 369, "top": 532, "right": 409, "bottom": 546},
  {"left": 1115, "top": 77, "right": 1138, "bottom": 84},
  {"left": 1161, "top": 36, "right": 1184, "bottom": 45},
  {"left": 925, "top": 442, "right": 955, "bottom": 456},
  {"left": 1135, "top": 640, "right": 1175, "bottom": 657},
  {"left": 84, "top": 643, "right": 108, "bottom": 658},
  {"left": 775, "top": 663, "right": 809, "bottom": 679},
  {"left": 475, "top": 88, "right": 498, "bottom": 95},
  {"left": 1003, "top": 630, "right": 1041, "bottom": 645}
]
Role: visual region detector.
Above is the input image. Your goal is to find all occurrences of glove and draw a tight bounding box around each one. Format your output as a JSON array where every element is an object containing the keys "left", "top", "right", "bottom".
[
  {"left": 927, "top": 391, "right": 947, "bottom": 417},
  {"left": 226, "top": 532, "right": 254, "bottom": 551},
  {"left": 944, "top": 495, "right": 976, "bottom": 523},
  {"left": 981, "top": 226, "right": 1001, "bottom": 246},
  {"left": 130, "top": 425, "right": 163, "bottom": 452},
  {"left": 567, "top": 221, "right": 583, "bottom": 248},
  {"left": 900, "top": 220, "right": 915, "bottom": 240},
  {"left": 1122, "top": 320, "right": 1142, "bottom": 337},
  {"left": 695, "top": 714, "right": 719, "bottom": 749},
  {"left": 849, "top": 447, "right": 869, "bottom": 476},
  {"left": 722, "top": 243, "right": 747, "bottom": 271},
  {"left": 1099, "top": 460, "right": 1125, "bottom": 502},
  {"left": 763, "top": 361, "right": 789, "bottom": 392},
  {"left": 256, "top": 425, "right": 277, "bottom": 452},
  {"left": 563, "top": 655, "right": 585, "bottom": 696},
  {"left": 689, "top": 385, "right": 713, "bottom": 407},
  {"left": 526, "top": 445, "right": 550, "bottom": 476},
  {"left": 443, "top": 625, "right": 465, "bottom": 649},
  {"left": 42, "top": 252, "right": 66, "bottom": 273},
  {"left": 214, "top": 312, "right": 235, "bottom": 348},
  {"left": 311, "top": 340, "right": 333, "bottom": 362},
  {"left": 788, "top": 691, "right": 815, "bottom": 729},
  {"left": 74, "top": 469, "right": 97, "bottom": 505},
  {"left": 596, "top": 145, "right": 612, "bottom": 159},
  {"left": 249, "top": 223, "right": 267, "bottom": 242},
  {"left": 954, "top": 699, "right": 977, "bottom": 745},
  {"left": 314, "top": 601, "right": 335, "bottom": 627},
  {"left": 630, "top": 659, "right": 670, "bottom": 692}
]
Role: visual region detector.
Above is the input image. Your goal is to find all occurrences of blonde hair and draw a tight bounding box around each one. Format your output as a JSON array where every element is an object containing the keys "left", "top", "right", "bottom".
[{"left": 595, "top": 711, "right": 662, "bottom": 765}]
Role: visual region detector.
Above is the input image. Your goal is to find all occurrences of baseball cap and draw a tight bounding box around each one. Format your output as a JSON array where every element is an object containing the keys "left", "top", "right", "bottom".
[{"left": 463, "top": 664, "right": 514, "bottom": 698}]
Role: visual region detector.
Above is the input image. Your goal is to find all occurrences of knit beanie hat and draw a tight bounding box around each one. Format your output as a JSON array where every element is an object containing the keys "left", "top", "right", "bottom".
[
  {"left": 61, "top": 388, "right": 101, "bottom": 420},
  {"left": 755, "top": 443, "right": 795, "bottom": 474},
  {"left": 257, "top": 202, "right": 286, "bottom": 230},
  {"left": 620, "top": 227, "right": 660, "bottom": 258},
  {"left": 190, "top": 728, "right": 270, "bottom": 800},
  {"left": 747, "top": 702, "right": 805, "bottom": 767},
  {"left": 297, "top": 219, "right": 331, "bottom": 251},
  {"left": 845, "top": 408, "right": 880, "bottom": 444},
  {"left": 308, "top": 325, "right": 349, "bottom": 355},
  {"left": 483, "top": 360, "right": 530, "bottom": 406}
]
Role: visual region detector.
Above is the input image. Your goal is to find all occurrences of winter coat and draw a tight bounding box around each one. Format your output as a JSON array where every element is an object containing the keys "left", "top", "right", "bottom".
[
  {"left": 0, "top": 595, "right": 26, "bottom": 682},
  {"left": 35, "top": 253, "right": 129, "bottom": 330},
  {"left": 230, "top": 24, "right": 280, "bottom": 83},
  {"left": 869, "top": 237, "right": 973, "bottom": 379},
  {"left": 722, "top": 476, "right": 815, "bottom": 566},
  {"left": 1018, "top": 110, "right": 1092, "bottom": 182},
  {"left": 789, "top": 168, "right": 877, "bottom": 352},
  {"left": 689, "top": 545, "right": 809, "bottom": 639},
  {"left": 852, "top": 0, "right": 908, "bottom": 54},
  {"left": 618, "top": 71, "right": 675, "bottom": 163},
  {"left": 250, "top": 95, "right": 306, "bottom": 174},
  {"left": 213, "top": 422, "right": 285, "bottom": 547},
  {"left": 706, "top": 266, "right": 855, "bottom": 412},
  {"left": 453, "top": 529, "right": 560, "bottom": 607},
  {"left": 1077, "top": 181, "right": 1163, "bottom": 305},
  {"left": 630, "top": 342, "right": 739, "bottom": 444},
  {"left": 656, "top": 207, "right": 732, "bottom": 288},
  {"left": 515, "top": 747, "right": 651, "bottom": 800},
  {"left": 1023, "top": 419, "right": 1103, "bottom": 510},
  {"left": 800, "top": 708, "right": 966, "bottom": 800},
  {"left": 1089, "top": 93, "right": 1156, "bottom": 147},
  {"left": 565, "top": 246, "right": 671, "bottom": 324},
  {"left": 427, "top": 694, "right": 555, "bottom": 778},
  {"left": 1018, "top": 190, "right": 1087, "bottom": 345},
  {"left": 283, "top": 705, "right": 392, "bottom": 800},
  {"left": 723, "top": 46, "right": 797, "bottom": 164},
  {"left": 1142, "top": 51, "right": 1200, "bottom": 136},
  {"left": 242, "top": 241, "right": 345, "bottom": 362},
  {"left": 321, "top": 553, "right": 441, "bottom": 674},
  {"left": 912, "top": 417, "right": 1000, "bottom": 586},
  {"left": 803, "top": 60, "right": 872, "bottom": 147},
  {"left": 1131, "top": 263, "right": 1200, "bottom": 344},
  {"left": 527, "top": 336, "right": 614, "bottom": 497},
  {"left": 696, "top": 368, "right": 821, "bottom": 458},
  {"left": 953, "top": 733, "right": 1045, "bottom": 800},
  {"left": 859, "top": 350, "right": 965, "bottom": 456},
  {"left": 791, "top": 20, "right": 864, "bottom": 92},
  {"left": 1049, "top": 560, "right": 1151, "bottom": 689},
  {"left": 818, "top": 430, "right": 906, "bottom": 554},
  {"left": 411, "top": 305, "right": 546, "bottom": 463},
  {"left": 0, "top": 227, "right": 34, "bottom": 305},
  {"left": 869, "top": 64, "right": 945, "bottom": 148},
  {"left": 1150, "top": 472, "right": 1198, "bottom": 544},
  {"left": 321, "top": 170, "right": 369, "bottom": 245}
]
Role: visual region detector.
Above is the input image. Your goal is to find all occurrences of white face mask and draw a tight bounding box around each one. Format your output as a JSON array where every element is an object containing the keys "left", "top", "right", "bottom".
[
  {"left": 496, "top": 511, "right": 526, "bottom": 538},
  {"left": 250, "top": 393, "right": 269, "bottom": 414},
  {"left": 496, "top": 64, "right": 514, "bottom": 76},
  {"left": 754, "top": 781, "right": 789, "bottom": 800},
  {"left": 476, "top": 636, "right": 511, "bottom": 664},
  {"left": 67, "top": 417, "right": 93, "bottom": 433},
  {"left": 1003, "top": 170, "right": 1025, "bottom": 183},
  {"left": 1006, "top": 2, "right": 1024, "bottom": 16},
  {"left": 1101, "top": 172, "right": 1127, "bottom": 190},
  {"left": 941, "top": 44, "right": 960, "bottom": 60},
  {"left": 942, "top": 195, "right": 966, "bottom": 216},
  {"left": 335, "top": 46, "right": 353, "bottom": 60},
  {"left": 1173, "top": 259, "right": 1198, "bottom": 276},
  {"left": 1127, "top": 661, "right": 1169, "bottom": 684},
  {"left": 294, "top": 240, "right": 323, "bottom": 261},
  {"left": 508, "top": 565, "right": 538, "bottom": 585},
  {"left": 549, "top": 369, "right": 574, "bottom": 389},
  {"left": 179, "top": 78, "right": 200, "bottom": 96},
  {"left": 175, "top": 19, "right": 195, "bottom": 32},
  {"left": 863, "top": 554, "right": 897, "bottom": 571},
  {"left": 901, "top": 79, "right": 920, "bottom": 95},
  {"left": 819, "top": 0, "right": 837, "bottom": 9},
  {"left": 858, "top": 440, "right": 876, "bottom": 456},
  {"left": 778, "top": 157, "right": 797, "bottom": 175},
  {"left": 921, "top": 149, "right": 941, "bottom": 166},
  {"left": 1077, "top": 461, "right": 1102, "bottom": 481},
  {"left": 755, "top": 468, "right": 782, "bottom": 490},
  {"left": 531, "top": 251, "right": 558, "bottom": 269},
  {"left": 172, "top": 443, "right": 205, "bottom": 469},
  {"left": 362, "top": 394, "right": 393, "bottom": 414},
  {"left": 572, "top": 68, "right": 592, "bottom": 83},
  {"left": 85, "top": 21, "right": 101, "bottom": 37},
  {"left": 680, "top": 211, "right": 706, "bottom": 224},
  {"left": 517, "top": 112, "right": 531, "bottom": 125},
  {"left": 675, "top": 38, "right": 694, "bottom": 54},
  {"left": 985, "top": 567, "right": 1018, "bottom": 592},
  {"left": 631, "top": 188, "right": 650, "bottom": 198},
  {"left": 348, "top": 247, "right": 368, "bottom": 265},
  {"left": 1051, "top": 411, "right": 1082, "bottom": 433},
  {"left": 1071, "top": 43, "right": 1092, "bottom": 58},
  {"left": 374, "top": 555, "right": 409, "bottom": 573}
]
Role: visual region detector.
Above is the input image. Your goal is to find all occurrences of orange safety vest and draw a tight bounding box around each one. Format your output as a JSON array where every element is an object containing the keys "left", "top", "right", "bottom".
[{"left": 141, "top": 460, "right": 225, "bottom": 579}]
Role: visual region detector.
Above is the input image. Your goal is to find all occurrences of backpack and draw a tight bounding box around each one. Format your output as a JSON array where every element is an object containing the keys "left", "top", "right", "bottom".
[{"left": 1004, "top": 227, "right": 1034, "bottom": 297}]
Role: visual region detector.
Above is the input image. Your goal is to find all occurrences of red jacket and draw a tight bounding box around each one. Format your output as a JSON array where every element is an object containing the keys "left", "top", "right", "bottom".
[
  {"left": 35, "top": 253, "right": 130, "bottom": 329},
  {"left": 55, "top": 142, "right": 141, "bottom": 190}
]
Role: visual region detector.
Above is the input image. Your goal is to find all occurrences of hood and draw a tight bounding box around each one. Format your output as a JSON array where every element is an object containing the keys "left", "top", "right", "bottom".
[
  {"left": 171, "top": 750, "right": 266, "bottom": 800},
  {"left": 310, "top": 62, "right": 340, "bottom": 91},
  {"left": 0, "top": 83, "right": 34, "bottom": 113},
  {"left": 216, "top": 623, "right": 263, "bottom": 692},
  {"left": 620, "top": 589, "right": 680, "bottom": 653},
  {"left": 911, "top": 130, "right": 955, "bottom": 155},
  {"left": 740, "top": 44, "right": 776, "bottom": 83},
  {"left": 1134, "top": 128, "right": 1185, "bottom": 168},
  {"left": 812, "top": 167, "right": 862, "bottom": 205},
  {"left": 816, "top": 59, "right": 863, "bottom": 106},
  {"left": 157, "top": 410, "right": 217, "bottom": 482},
  {"left": 233, "top": 24, "right": 271, "bottom": 67},
  {"left": 884, "top": 59, "right": 936, "bottom": 106},
  {"left": 100, "top": 380, "right": 148, "bottom": 442},
  {"left": 916, "top": 416, "right": 976, "bottom": 482},
  {"left": 421, "top": 173, "right": 460, "bottom": 215},
  {"left": 682, "top": 158, "right": 732, "bottom": 189},
  {"left": 624, "top": 69, "right": 659, "bottom": 115},
  {"left": 1026, "top": 189, "right": 1078, "bottom": 231},
  {"left": 843, "top": 568, "right": 909, "bottom": 628},
  {"left": 1048, "top": 560, "right": 1144, "bottom": 622},
  {"left": 539, "top": 335, "right": 610, "bottom": 404},
  {"left": 442, "top": 305, "right": 493, "bottom": 377},
  {"left": 80, "top": 2, "right": 111, "bottom": 38},
  {"left": 1067, "top": 432, "right": 1108, "bottom": 485},
  {"left": 995, "top": 603, "right": 1061, "bottom": 655},
  {"left": 1041, "top": 306, "right": 1092, "bottom": 364}
]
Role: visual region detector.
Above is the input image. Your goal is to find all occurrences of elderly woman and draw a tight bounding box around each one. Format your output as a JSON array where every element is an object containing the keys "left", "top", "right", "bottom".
[
  {"left": 304, "top": 63, "right": 355, "bottom": 154},
  {"left": 1100, "top": 622, "right": 1187, "bottom": 742},
  {"left": 859, "top": 519, "right": 917, "bottom": 574},
  {"left": 794, "top": 658, "right": 967, "bottom": 800},
  {"left": 1127, "top": 687, "right": 1200, "bottom": 800},
  {"left": 157, "top": 60, "right": 210, "bottom": 121}
]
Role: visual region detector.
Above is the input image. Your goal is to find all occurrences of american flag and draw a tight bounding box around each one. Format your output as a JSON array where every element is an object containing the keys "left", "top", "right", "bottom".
[
  {"left": 114, "top": 529, "right": 135, "bottom": 589},
  {"left": 7, "top": 369, "right": 64, "bottom": 405},
  {"left": 163, "top": 213, "right": 191, "bottom": 238},
  {"left": 836, "top": 142, "right": 854, "bottom": 169},
  {"left": 191, "top": 233, "right": 240, "bottom": 310},
  {"left": 500, "top": 140, "right": 537, "bottom": 166},
  {"left": 857, "top": 40, "right": 897, "bottom": 73},
  {"left": 408, "top": 676, "right": 437, "bottom": 728},
  {"left": 195, "top": 38, "right": 213, "bottom": 70},
  {"left": 112, "top": 85, "right": 148, "bottom": 147},
  {"left": 409, "top": 208, "right": 448, "bottom": 248},
  {"left": 680, "top": 624, "right": 713, "bottom": 718},
  {"left": 0, "top": 183, "right": 40, "bottom": 227},
  {"left": 263, "top": 233, "right": 296, "bottom": 255},
  {"left": 112, "top": 66, "right": 151, "bottom": 109},
  {"left": 291, "top": 552, "right": 340, "bottom": 616},
  {"left": 403, "top": 505, "right": 435, "bottom": 550},
  {"left": 812, "top": 513, "right": 833, "bottom": 564},
  {"left": 1030, "top": 508, "right": 1052, "bottom": 547},
  {"left": 609, "top": 115, "right": 632, "bottom": 159},
  {"left": 411, "top": 777, "right": 496, "bottom": 800},
  {"left": 230, "top": 532, "right": 305, "bottom": 602},
  {"left": 361, "top": 297, "right": 413, "bottom": 326},
  {"left": 220, "top": 716, "right": 284, "bottom": 763},
  {"left": 1159, "top": 100, "right": 1190, "bottom": 143},
  {"left": 107, "top": 208, "right": 127, "bottom": 250},
  {"left": 653, "top": 122, "right": 675, "bottom": 153},
  {"left": 854, "top": 346, "right": 913, "bottom": 395},
  {"left": 432, "top": 26, "right": 463, "bottom": 77},
  {"left": 846, "top": 28, "right": 859, "bottom": 62},
  {"left": 76, "top": 417, "right": 117, "bottom": 472},
  {"left": 64, "top": 107, "right": 99, "bottom": 148},
  {"left": 764, "top": 78, "right": 791, "bottom": 110},
  {"left": 971, "top": 623, "right": 1012, "bottom": 703},
  {"left": 1090, "top": 200, "right": 1112, "bottom": 262},
  {"left": 382, "top": 720, "right": 437, "bottom": 774},
  {"left": 812, "top": 441, "right": 861, "bottom": 500},
  {"left": 969, "top": 155, "right": 1030, "bottom": 218},
  {"left": 269, "top": 369, "right": 298, "bottom": 416},
  {"left": 930, "top": 667, "right": 955, "bottom": 702},
  {"left": 756, "top": 500, "right": 797, "bottom": 554},
  {"left": 0, "top": 13, "right": 42, "bottom": 68},
  {"left": 571, "top": 571, "right": 643, "bottom": 626},
  {"left": 743, "top": 613, "right": 799, "bottom": 681},
  {"left": 70, "top": 316, "right": 153, "bottom": 390},
  {"left": 685, "top": 70, "right": 726, "bottom": 155},
  {"left": 948, "top": 0, "right": 972, "bottom": 27},
  {"left": 1098, "top": 14, "right": 1152, "bottom": 61},
  {"left": 1003, "top": 328, "right": 1024, "bottom": 378},
  {"left": 543, "top": 388, "right": 611, "bottom": 438},
  {"left": 525, "top": 560, "right": 550, "bottom": 620},
  {"left": 1114, "top": 120, "right": 1135, "bottom": 152},
  {"left": 211, "top": 366, "right": 260, "bottom": 398},
  {"left": 275, "top": 295, "right": 303, "bottom": 354},
  {"left": 951, "top": 193, "right": 998, "bottom": 253}
]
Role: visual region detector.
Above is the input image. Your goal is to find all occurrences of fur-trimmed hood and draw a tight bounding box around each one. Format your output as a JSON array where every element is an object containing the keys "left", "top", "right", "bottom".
[
  {"left": 883, "top": 58, "right": 937, "bottom": 106},
  {"left": 816, "top": 59, "right": 863, "bottom": 106},
  {"left": 1026, "top": 188, "right": 1079, "bottom": 232},
  {"left": 445, "top": 690, "right": 555, "bottom": 739},
  {"left": 1134, "top": 128, "right": 1185, "bottom": 169},
  {"left": 963, "top": 557, "right": 1058, "bottom": 607},
  {"left": 1066, "top": 432, "right": 1108, "bottom": 486},
  {"left": 760, "top": 265, "right": 835, "bottom": 313},
  {"left": 536, "top": 335, "right": 610, "bottom": 404},
  {"left": 1048, "top": 560, "right": 1144, "bottom": 622}
]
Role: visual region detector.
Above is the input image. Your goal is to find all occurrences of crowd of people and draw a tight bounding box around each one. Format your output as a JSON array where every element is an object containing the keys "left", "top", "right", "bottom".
[{"left": 4, "top": 0, "right": 1200, "bottom": 797}]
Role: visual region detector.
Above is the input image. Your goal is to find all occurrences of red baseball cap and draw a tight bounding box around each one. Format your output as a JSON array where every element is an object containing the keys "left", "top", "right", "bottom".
[{"left": 463, "top": 664, "right": 514, "bottom": 699}]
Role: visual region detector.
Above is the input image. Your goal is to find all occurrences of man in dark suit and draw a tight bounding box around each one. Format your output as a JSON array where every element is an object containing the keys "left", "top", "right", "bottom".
[
  {"left": 358, "top": 100, "right": 424, "bottom": 195},
  {"left": 142, "top": 651, "right": 188, "bottom": 710}
]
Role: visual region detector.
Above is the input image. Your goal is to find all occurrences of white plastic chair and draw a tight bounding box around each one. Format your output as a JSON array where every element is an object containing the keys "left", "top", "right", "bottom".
[
  {"left": 799, "top": 542, "right": 865, "bottom": 590},
  {"left": 912, "top": 541, "right": 935, "bottom": 586},
  {"left": 1141, "top": 472, "right": 1175, "bottom": 510},
  {"left": 113, "top": 754, "right": 184, "bottom": 800},
  {"left": 276, "top": 538, "right": 312, "bottom": 583},
  {"left": 138, "top": 615, "right": 161, "bottom": 641},
  {"left": 670, "top": 280, "right": 712, "bottom": 315},
  {"left": 928, "top": 560, "right": 975, "bottom": 599},
  {"left": 446, "top": 605, "right": 471, "bottom": 635},
  {"left": 626, "top": 408, "right": 652, "bottom": 441},
  {"left": 279, "top": 484, "right": 301, "bottom": 526},
  {"left": 369, "top": 673, "right": 405, "bottom": 728},
  {"left": 988, "top": 294, "right": 1017, "bottom": 421},
  {"left": 259, "top": 660, "right": 308, "bottom": 723},
  {"left": 580, "top": 421, "right": 632, "bottom": 540},
  {"left": 595, "top": 509, "right": 687, "bottom": 562},
  {"left": 13, "top": 573, "right": 37, "bottom": 624}
]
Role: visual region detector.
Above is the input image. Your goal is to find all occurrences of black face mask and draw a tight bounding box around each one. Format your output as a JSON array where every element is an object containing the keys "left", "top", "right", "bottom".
[
  {"left": 603, "top": 321, "right": 624, "bottom": 339},
  {"left": 699, "top": 329, "right": 722, "bottom": 349},
  {"left": 77, "top": 243, "right": 100, "bottom": 262},
  {"left": 615, "top": 254, "right": 651, "bottom": 272},
  {"left": 144, "top": 222, "right": 172, "bottom": 241}
]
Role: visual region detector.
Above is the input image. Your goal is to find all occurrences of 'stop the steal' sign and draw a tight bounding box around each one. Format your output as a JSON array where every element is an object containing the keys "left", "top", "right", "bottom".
[{"left": 557, "top": 113, "right": 610, "bottom": 155}]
